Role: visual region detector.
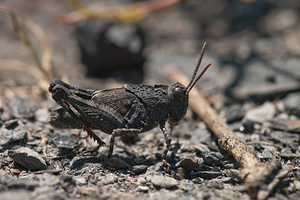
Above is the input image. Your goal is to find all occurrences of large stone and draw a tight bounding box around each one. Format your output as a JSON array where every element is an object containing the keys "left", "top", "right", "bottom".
[{"left": 8, "top": 147, "right": 47, "bottom": 171}]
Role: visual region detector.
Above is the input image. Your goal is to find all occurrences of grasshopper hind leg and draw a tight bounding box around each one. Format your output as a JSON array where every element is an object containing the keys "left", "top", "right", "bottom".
[{"left": 50, "top": 84, "right": 106, "bottom": 147}]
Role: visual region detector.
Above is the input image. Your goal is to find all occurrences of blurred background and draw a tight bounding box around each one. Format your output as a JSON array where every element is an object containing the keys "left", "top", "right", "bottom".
[{"left": 1, "top": 0, "right": 300, "bottom": 104}]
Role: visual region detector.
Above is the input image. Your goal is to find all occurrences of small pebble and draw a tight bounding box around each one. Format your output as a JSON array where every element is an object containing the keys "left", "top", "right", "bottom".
[
  {"left": 103, "top": 157, "right": 130, "bottom": 170},
  {"left": 150, "top": 175, "right": 177, "bottom": 189},
  {"left": 179, "top": 180, "right": 194, "bottom": 191},
  {"left": 244, "top": 102, "right": 276, "bottom": 123},
  {"left": 137, "top": 185, "right": 149, "bottom": 192},
  {"left": 132, "top": 165, "right": 147, "bottom": 175}
]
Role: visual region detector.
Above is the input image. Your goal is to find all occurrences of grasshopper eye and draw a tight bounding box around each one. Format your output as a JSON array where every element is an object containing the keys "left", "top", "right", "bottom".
[
  {"left": 174, "top": 87, "right": 184, "bottom": 100},
  {"left": 174, "top": 87, "right": 182, "bottom": 93}
]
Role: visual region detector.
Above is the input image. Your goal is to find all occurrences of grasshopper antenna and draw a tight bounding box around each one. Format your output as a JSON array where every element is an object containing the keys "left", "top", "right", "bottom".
[
  {"left": 186, "top": 42, "right": 211, "bottom": 93},
  {"left": 187, "top": 63, "right": 211, "bottom": 93}
]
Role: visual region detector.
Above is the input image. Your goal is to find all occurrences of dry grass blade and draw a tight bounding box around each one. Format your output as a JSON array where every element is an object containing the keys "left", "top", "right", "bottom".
[
  {"left": 26, "top": 20, "right": 54, "bottom": 80},
  {"left": 0, "top": 6, "right": 51, "bottom": 81},
  {"left": 165, "top": 66, "right": 291, "bottom": 199},
  {"left": 58, "top": 0, "right": 184, "bottom": 24},
  {"left": 0, "top": 6, "right": 58, "bottom": 101}
]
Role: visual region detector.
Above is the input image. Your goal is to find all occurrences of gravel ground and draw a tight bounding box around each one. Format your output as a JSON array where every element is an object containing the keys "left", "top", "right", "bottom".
[{"left": 0, "top": 0, "right": 300, "bottom": 199}]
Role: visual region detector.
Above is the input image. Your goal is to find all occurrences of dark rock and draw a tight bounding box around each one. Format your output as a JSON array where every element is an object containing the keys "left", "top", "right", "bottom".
[
  {"left": 193, "top": 171, "right": 222, "bottom": 179},
  {"left": 131, "top": 165, "right": 147, "bottom": 175},
  {"left": 52, "top": 134, "right": 79, "bottom": 155},
  {"left": 8, "top": 147, "right": 47, "bottom": 171},
  {"left": 103, "top": 157, "right": 130, "bottom": 170},
  {"left": 150, "top": 175, "right": 178, "bottom": 189},
  {"left": 176, "top": 157, "right": 199, "bottom": 179},
  {"left": 284, "top": 92, "right": 300, "bottom": 117},
  {"left": 0, "top": 120, "right": 27, "bottom": 150},
  {"left": 203, "top": 152, "right": 224, "bottom": 166},
  {"left": 241, "top": 119, "right": 255, "bottom": 133},
  {"left": 7, "top": 96, "right": 38, "bottom": 119},
  {"left": 70, "top": 156, "right": 100, "bottom": 170},
  {"left": 176, "top": 157, "right": 198, "bottom": 171},
  {"left": 225, "top": 104, "right": 245, "bottom": 123},
  {"left": 194, "top": 145, "right": 210, "bottom": 157},
  {"left": 75, "top": 20, "right": 145, "bottom": 83},
  {"left": 3, "top": 119, "right": 19, "bottom": 129}
]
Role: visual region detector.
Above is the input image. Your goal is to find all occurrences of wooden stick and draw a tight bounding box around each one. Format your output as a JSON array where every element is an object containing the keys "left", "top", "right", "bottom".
[{"left": 165, "top": 67, "right": 289, "bottom": 199}]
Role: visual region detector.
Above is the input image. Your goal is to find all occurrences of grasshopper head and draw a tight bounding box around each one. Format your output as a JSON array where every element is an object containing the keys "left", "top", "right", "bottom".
[
  {"left": 167, "top": 82, "right": 188, "bottom": 126},
  {"left": 168, "top": 42, "right": 211, "bottom": 126}
]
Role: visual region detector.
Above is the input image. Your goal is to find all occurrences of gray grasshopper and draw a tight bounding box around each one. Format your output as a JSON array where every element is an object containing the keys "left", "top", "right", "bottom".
[{"left": 49, "top": 42, "right": 211, "bottom": 164}]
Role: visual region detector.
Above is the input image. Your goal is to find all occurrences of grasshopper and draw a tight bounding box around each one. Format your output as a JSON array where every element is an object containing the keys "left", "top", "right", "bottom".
[{"left": 49, "top": 42, "right": 211, "bottom": 165}]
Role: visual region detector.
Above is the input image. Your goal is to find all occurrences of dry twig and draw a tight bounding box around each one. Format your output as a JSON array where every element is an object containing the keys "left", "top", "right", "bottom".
[{"left": 166, "top": 66, "right": 291, "bottom": 199}]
